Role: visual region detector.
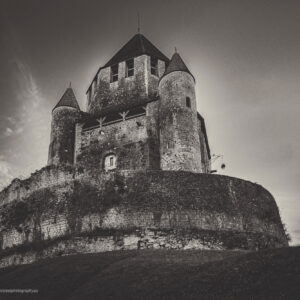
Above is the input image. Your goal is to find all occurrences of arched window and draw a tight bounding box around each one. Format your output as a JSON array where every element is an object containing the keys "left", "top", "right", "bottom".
[
  {"left": 186, "top": 97, "right": 191, "bottom": 108},
  {"left": 104, "top": 154, "right": 116, "bottom": 171}
]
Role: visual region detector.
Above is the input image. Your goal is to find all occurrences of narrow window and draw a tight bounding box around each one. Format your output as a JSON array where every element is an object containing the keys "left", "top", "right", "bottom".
[
  {"left": 167, "top": 141, "right": 173, "bottom": 149},
  {"left": 104, "top": 154, "right": 116, "bottom": 171},
  {"left": 151, "top": 57, "right": 158, "bottom": 76},
  {"left": 110, "top": 64, "right": 119, "bottom": 82},
  {"left": 186, "top": 97, "right": 191, "bottom": 108},
  {"left": 126, "top": 59, "right": 134, "bottom": 77}
]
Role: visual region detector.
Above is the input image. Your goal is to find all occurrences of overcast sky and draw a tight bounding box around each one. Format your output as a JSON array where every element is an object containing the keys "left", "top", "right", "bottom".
[{"left": 0, "top": 0, "right": 299, "bottom": 244}]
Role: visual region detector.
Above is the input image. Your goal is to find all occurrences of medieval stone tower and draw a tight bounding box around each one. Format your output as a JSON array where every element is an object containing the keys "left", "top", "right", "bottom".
[
  {"left": 47, "top": 33, "right": 211, "bottom": 173},
  {"left": 48, "top": 87, "right": 81, "bottom": 165},
  {"left": 159, "top": 53, "right": 202, "bottom": 172},
  {"left": 0, "top": 33, "right": 288, "bottom": 268}
]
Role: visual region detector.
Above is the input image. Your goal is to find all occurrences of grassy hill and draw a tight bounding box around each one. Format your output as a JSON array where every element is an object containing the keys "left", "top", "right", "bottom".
[{"left": 0, "top": 247, "right": 299, "bottom": 299}]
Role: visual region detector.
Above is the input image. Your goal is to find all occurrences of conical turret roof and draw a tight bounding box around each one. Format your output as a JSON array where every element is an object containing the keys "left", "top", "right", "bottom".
[
  {"left": 53, "top": 87, "right": 80, "bottom": 111},
  {"left": 162, "top": 52, "right": 194, "bottom": 79}
]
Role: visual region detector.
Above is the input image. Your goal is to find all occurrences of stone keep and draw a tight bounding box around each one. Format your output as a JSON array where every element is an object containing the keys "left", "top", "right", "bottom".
[
  {"left": 0, "top": 33, "right": 288, "bottom": 268},
  {"left": 47, "top": 34, "right": 211, "bottom": 173}
]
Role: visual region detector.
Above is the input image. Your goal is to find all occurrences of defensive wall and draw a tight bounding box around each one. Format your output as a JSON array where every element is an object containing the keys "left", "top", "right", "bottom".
[{"left": 0, "top": 166, "right": 288, "bottom": 267}]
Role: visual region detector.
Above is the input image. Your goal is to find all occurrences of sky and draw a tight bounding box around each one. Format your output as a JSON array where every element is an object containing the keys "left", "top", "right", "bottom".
[{"left": 0, "top": 0, "right": 299, "bottom": 244}]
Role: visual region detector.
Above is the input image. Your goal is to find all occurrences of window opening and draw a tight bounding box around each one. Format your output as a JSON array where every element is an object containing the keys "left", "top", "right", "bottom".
[
  {"left": 151, "top": 57, "right": 158, "bottom": 76},
  {"left": 186, "top": 97, "right": 191, "bottom": 108},
  {"left": 104, "top": 154, "right": 116, "bottom": 171},
  {"left": 126, "top": 59, "right": 134, "bottom": 77},
  {"left": 110, "top": 64, "right": 119, "bottom": 82}
]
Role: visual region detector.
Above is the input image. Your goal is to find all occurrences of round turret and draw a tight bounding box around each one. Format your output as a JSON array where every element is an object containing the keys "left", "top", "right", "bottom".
[
  {"left": 48, "top": 87, "right": 81, "bottom": 165},
  {"left": 158, "top": 53, "right": 202, "bottom": 172}
]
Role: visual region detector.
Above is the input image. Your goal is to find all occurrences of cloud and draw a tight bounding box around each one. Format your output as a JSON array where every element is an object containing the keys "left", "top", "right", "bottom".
[
  {"left": 0, "top": 156, "right": 26, "bottom": 190},
  {"left": 15, "top": 127, "right": 23, "bottom": 134},
  {"left": 5, "top": 59, "right": 50, "bottom": 136},
  {"left": 0, "top": 158, "right": 14, "bottom": 190},
  {"left": 0, "top": 59, "right": 51, "bottom": 190},
  {"left": 14, "top": 60, "right": 43, "bottom": 109},
  {"left": 4, "top": 127, "right": 13, "bottom": 137},
  {"left": 3, "top": 126, "right": 23, "bottom": 137},
  {"left": 7, "top": 117, "right": 17, "bottom": 125}
]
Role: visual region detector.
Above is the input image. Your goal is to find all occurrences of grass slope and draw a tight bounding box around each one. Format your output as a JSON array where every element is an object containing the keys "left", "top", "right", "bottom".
[{"left": 0, "top": 247, "right": 299, "bottom": 299}]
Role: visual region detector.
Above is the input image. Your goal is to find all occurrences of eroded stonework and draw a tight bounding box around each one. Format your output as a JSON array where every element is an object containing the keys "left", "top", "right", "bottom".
[
  {"left": 47, "top": 34, "right": 211, "bottom": 174},
  {"left": 0, "top": 33, "right": 288, "bottom": 268},
  {"left": 0, "top": 167, "right": 288, "bottom": 267}
]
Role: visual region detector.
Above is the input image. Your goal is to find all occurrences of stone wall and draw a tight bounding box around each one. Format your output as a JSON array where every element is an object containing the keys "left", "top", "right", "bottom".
[
  {"left": 75, "top": 101, "right": 160, "bottom": 170},
  {"left": 88, "top": 55, "right": 165, "bottom": 117},
  {"left": 0, "top": 165, "right": 74, "bottom": 206},
  {"left": 0, "top": 228, "right": 281, "bottom": 269},
  {"left": 0, "top": 168, "right": 288, "bottom": 268},
  {"left": 159, "top": 71, "right": 202, "bottom": 172},
  {"left": 48, "top": 107, "right": 81, "bottom": 165}
]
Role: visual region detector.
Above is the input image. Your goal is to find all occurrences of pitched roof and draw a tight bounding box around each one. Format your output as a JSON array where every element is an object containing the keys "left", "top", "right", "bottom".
[
  {"left": 87, "top": 34, "right": 170, "bottom": 93},
  {"left": 53, "top": 87, "right": 80, "bottom": 111},
  {"left": 104, "top": 33, "right": 169, "bottom": 67},
  {"left": 162, "top": 52, "right": 194, "bottom": 80}
]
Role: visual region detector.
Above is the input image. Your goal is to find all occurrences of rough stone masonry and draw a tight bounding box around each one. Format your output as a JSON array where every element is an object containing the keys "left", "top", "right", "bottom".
[{"left": 0, "top": 33, "right": 288, "bottom": 268}]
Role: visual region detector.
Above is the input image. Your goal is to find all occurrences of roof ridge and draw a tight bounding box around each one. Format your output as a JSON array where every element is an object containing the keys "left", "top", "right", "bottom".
[
  {"left": 103, "top": 33, "right": 169, "bottom": 68},
  {"left": 87, "top": 33, "right": 170, "bottom": 93}
]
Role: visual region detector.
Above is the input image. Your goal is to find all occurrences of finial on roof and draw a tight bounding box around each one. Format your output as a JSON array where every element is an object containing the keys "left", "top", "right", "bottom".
[
  {"left": 69, "top": 82, "right": 72, "bottom": 88},
  {"left": 137, "top": 12, "right": 141, "bottom": 33},
  {"left": 175, "top": 47, "right": 177, "bottom": 53}
]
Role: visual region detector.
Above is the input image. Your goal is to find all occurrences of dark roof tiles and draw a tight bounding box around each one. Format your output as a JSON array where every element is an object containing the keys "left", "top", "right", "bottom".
[
  {"left": 104, "top": 33, "right": 169, "bottom": 67},
  {"left": 87, "top": 34, "right": 169, "bottom": 93},
  {"left": 53, "top": 88, "right": 80, "bottom": 111},
  {"left": 162, "top": 52, "right": 194, "bottom": 80}
]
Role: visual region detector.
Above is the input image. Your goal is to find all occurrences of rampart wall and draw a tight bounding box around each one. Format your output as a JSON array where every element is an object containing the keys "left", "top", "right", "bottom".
[{"left": 0, "top": 167, "right": 288, "bottom": 267}]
